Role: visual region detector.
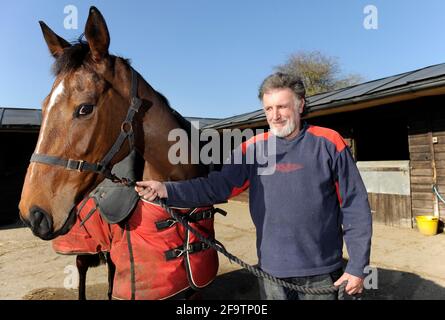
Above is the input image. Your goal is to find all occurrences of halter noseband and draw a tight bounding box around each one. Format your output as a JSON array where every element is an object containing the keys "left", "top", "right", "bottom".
[{"left": 30, "top": 68, "right": 144, "bottom": 186}]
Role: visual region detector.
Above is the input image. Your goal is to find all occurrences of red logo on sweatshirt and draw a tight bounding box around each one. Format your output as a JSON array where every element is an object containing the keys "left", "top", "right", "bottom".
[{"left": 275, "top": 163, "right": 304, "bottom": 172}]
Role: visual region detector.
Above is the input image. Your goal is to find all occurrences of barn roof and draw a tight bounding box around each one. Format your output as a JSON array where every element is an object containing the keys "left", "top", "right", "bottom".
[
  {"left": 205, "top": 62, "right": 445, "bottom": 130},
  {"left": 0, "top": 107, "right": 41, "bottom": 129},
  {"left": 184, "top": 117, "right": 222, "bottom": 129}
]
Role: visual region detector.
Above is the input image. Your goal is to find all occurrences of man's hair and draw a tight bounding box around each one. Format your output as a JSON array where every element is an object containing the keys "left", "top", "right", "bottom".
[{"left": 258, "top": 72, "right": 308, "bottom": 116}]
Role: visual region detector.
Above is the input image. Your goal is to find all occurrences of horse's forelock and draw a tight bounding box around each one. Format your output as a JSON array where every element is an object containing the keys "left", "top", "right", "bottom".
[
  {"left": 52, "top": 40, "right": 131, "bottom": 77},
  {"left": 52, "top": 41, "right": 91, "bottom": 76}
]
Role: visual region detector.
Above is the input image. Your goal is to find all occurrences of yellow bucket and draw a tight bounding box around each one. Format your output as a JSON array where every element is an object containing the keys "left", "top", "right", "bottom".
[{"left": 415, "top": 216, "right": 439, "bottom": 236}]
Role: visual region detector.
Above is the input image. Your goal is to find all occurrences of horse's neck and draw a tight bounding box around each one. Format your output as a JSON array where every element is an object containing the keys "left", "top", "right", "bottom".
[{"left": 136, "top": 79, "right": 207, "bottom": 182}]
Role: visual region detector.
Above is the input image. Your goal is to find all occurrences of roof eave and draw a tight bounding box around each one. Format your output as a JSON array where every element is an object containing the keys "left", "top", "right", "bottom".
[{"left": 306, "top": 78, "right": 445, "bottom": 118}]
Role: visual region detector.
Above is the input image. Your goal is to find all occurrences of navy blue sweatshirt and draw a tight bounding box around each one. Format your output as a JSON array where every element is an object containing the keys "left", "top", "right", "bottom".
[{"left": 165, "top": 124, "right": 372, "bottom": 278}]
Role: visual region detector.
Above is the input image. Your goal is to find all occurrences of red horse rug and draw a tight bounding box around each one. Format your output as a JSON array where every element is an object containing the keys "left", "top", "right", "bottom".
[{"left": 52, "top": 198, "right": 219, "bottom": 300}]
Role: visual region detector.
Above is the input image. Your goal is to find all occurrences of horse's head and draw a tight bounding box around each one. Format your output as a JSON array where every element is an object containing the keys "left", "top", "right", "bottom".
[{"left": 19, "top": 7, "right": 142, "bottom": 240}]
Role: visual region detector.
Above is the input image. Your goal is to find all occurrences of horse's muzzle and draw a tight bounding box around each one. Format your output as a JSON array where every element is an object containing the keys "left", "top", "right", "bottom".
[
  {"left": 22, "top": 206, "right": 54, "bottom": 240},
  {"left": 21, "top": 206, "right": 76, "bottom": 240}
]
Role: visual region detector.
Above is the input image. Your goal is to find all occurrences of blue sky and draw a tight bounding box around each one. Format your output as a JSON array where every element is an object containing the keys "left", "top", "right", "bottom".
[{"left": 1, "top": 0, "right": 445, "bottom": 118}]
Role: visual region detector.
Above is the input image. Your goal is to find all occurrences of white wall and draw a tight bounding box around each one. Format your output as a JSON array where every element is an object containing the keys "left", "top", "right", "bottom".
[{"left": 356, "top": 161, "right": 411, "bottom": 196}]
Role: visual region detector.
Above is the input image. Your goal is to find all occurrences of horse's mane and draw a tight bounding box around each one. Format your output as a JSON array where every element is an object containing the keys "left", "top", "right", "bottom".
[
  {"left": 156, "top": 92, "right": 193, "bottom": 137},
  {"left": 157, "top": 91, "right": 210, "bottom": 172}
]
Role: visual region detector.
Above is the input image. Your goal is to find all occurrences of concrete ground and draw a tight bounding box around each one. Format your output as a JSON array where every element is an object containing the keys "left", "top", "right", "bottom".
[{"left": 0, "top": 200, "right": 444, "bottom": 300}]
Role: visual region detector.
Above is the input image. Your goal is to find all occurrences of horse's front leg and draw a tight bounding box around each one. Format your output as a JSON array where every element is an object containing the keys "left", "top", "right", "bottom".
[
  {"left": 106, "top": 252, "right": 115, "bottom": 300},
  {"left": 76, "top": 255, "right": 89, "bottom": 300}
]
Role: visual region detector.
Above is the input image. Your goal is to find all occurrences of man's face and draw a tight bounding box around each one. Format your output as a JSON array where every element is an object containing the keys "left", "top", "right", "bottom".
[{"left": 262, "top": 88, "right": 304, "bottom": 138}]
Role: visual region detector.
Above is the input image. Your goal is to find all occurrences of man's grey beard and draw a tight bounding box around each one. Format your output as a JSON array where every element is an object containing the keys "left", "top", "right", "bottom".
[{"left": 270, "top": 119, "right": 296, "bottom": 138}]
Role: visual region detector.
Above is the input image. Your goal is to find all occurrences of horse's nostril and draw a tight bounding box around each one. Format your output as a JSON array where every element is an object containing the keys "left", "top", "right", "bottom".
[{"left": 28, "top": 207, "right": 53, "bottom": 239}]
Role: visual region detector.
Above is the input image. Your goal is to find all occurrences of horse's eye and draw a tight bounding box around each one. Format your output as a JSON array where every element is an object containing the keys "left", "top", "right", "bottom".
[{"left": 76, "top": 104, "right": 95, "bottom": 117}]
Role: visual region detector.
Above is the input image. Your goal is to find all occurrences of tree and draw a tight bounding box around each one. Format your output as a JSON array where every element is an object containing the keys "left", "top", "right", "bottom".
[{"left": 275, "top": 51, "right": 364, "bottom": 96}]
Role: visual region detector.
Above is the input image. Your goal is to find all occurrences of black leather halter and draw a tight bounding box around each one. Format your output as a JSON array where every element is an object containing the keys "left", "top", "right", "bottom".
[{"left": 30, "top": 68, "right": 144, "bottom": 186}]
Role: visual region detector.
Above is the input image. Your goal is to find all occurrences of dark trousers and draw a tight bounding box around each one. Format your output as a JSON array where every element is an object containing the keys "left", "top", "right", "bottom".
[{"left": 258, "top": 268, "right": 343, "bottom": 300}]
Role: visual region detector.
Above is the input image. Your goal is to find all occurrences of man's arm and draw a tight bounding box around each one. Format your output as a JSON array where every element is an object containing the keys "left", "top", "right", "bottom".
[
  {"left": 136, "top": 148, "right": 250, "bottom": 208},
  {"left": 333, "top": 146, "right": 373, "bottom": 294}
]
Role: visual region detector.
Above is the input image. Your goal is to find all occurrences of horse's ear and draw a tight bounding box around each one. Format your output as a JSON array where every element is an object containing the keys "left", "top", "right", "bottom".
[
  {"left": 85, "top": 6, "right": 110, "bottom": 62},
  {"left": 39, "top": 21, "right": 71, "bottom": 58}
]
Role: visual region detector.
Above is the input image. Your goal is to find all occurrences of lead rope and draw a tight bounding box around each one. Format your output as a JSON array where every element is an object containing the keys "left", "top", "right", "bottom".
[{"left": 157, "top": 199, "right": 347, "bottom": 299}]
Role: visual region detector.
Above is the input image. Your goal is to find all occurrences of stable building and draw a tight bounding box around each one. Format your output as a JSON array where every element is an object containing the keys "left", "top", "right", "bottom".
[{"left": 0, "top": 108, "right": 40, "bottom": 224}]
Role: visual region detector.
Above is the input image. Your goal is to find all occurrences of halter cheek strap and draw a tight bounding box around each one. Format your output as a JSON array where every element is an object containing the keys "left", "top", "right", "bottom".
[{"left": 30, "top": 67, "right": 146, "bottom": 186}]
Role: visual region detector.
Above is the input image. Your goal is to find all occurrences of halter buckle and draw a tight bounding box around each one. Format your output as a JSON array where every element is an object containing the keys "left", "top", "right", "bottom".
[
  {"left": 130, "top": 97, "right": 142, "bottom": 111},
  {"left": 67, "top": 159, "right": 85, "bottom": 172}
]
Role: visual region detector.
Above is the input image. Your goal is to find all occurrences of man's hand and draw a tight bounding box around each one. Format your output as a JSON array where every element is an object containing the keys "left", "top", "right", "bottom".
[
  {"left": 334, "top": 272, "right": 364, "bottom": 296},
  {"left": 135, "top": 181, "right": 167, "bottom": 201}
]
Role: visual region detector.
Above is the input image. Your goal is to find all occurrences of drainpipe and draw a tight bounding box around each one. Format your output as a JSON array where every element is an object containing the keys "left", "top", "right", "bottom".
[{"left": 430, "top": 132, "right": 439, "bottom": 218}]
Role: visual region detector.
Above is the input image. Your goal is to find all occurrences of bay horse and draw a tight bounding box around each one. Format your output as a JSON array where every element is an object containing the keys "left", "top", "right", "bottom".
[{"left": 19, "top": 6, "right": 215, "bottom": 300}]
